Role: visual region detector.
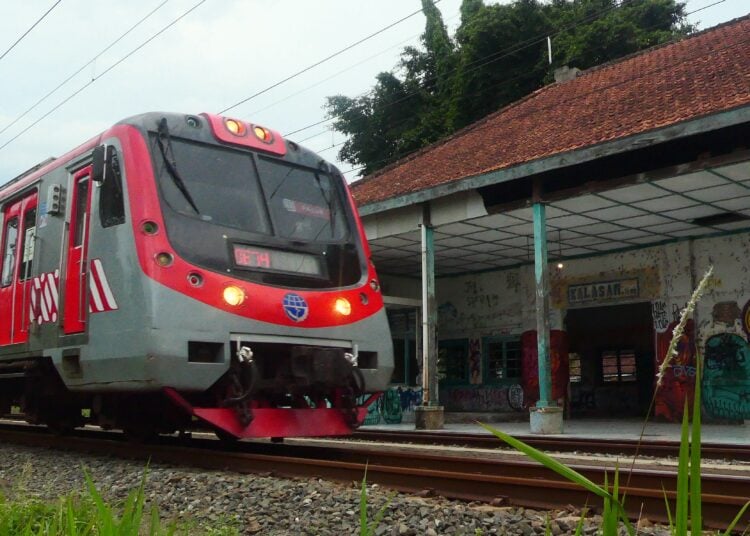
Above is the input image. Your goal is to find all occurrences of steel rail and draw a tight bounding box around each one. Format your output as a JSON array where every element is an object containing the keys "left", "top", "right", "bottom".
[
  {"left": 353, "top": 429, "right": 750, "bottom": 461},
  {"left": 0, "top": 425, "right": 747, "bottom": 531}
]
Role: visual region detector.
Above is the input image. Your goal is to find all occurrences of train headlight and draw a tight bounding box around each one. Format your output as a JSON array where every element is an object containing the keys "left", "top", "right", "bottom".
[
  {"left": 334, "top": 297, "right": 351, "bottom": 316},
  {"left": 223, "top": 285, "right": 246, "bottom": 306}
]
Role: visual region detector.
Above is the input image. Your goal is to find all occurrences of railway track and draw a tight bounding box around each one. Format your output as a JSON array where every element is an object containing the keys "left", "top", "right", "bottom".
[
  {"left": 0, "top": 424, "right": 747, "bottom": 532},
  {"left": 353, "top": 429, "right": 750, "bottom": 462}
]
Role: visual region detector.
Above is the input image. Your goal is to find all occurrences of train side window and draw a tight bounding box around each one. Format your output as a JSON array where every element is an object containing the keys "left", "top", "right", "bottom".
[
  {"left": 74, "top": 179, "right": 89, "bottom": 246},
  {"left": 19, "top": 207, "right": 36, "bottom": 281},
  {"left": 99, "top": 147, "right": 125, "bottom": 228},
  {"left": 1, "top": 217, "right": 18, "bottom": 287}
]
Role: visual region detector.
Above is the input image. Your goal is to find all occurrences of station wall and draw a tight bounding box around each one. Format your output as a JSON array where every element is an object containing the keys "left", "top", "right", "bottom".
[{"left": 379, "top": 230, "right": 750, "bottom": 423}]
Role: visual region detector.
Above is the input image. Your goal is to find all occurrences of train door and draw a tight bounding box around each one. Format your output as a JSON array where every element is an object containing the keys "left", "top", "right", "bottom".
[
  {"left": 0, "top": 192, "right": 38, "bottom": 345},
  {"left": 63, "top": 167, "right": 93, "bottom": 335}
]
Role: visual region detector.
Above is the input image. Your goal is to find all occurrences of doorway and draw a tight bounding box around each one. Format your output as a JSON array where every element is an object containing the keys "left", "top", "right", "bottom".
[{"left": 566, "top": 302, "right": 654, "bottom": 417}]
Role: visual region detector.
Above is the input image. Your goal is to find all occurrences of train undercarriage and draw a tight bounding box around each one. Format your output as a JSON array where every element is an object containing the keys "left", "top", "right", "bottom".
[{"left": 0, "top": 344, "right": 380, "bottom": 441}]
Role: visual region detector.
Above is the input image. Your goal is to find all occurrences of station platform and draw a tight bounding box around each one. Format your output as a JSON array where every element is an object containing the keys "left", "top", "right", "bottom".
[{"left": 362, "top": 418, "right": 750, "bottom": 445}]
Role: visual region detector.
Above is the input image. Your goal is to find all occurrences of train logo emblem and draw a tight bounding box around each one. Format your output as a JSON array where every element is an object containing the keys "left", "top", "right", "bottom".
[{"left": 282, "top": 293, "right": 308, "bottom": 322}]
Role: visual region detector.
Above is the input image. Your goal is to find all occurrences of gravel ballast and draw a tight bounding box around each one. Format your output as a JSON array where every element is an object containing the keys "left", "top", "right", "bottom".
[{"left": 0, "top": 442, "right": 673, "bottom": 535}]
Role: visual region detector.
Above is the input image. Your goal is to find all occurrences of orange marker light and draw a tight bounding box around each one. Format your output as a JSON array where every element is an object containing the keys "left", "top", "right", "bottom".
[
  {"left": 253, "top": 125, "right": 273, "bottom": 143},
  {"left": 225, "top": 119, "right": 246, "bottom": 136}
]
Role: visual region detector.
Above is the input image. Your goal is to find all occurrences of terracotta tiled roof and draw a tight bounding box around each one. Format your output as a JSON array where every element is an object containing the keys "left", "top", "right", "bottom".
[{"left": 350, "top": 16, "right": 750, "bottom": 207}]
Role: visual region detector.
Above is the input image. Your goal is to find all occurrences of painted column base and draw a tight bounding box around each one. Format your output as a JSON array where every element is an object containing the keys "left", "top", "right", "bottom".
[
  {"left": 529, "top": 406, "right": 564, "bottom": 434},
  {"left": 415, "top": 406, "right": 445, "bottom": 430}
]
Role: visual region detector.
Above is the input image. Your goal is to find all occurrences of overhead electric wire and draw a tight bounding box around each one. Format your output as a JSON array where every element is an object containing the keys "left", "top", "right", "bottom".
[
  {"left": 0, "top": 0, "right": 205, "bottom": 153},
  {"left": 285, "top": 0, "right": 642, "bottom": 139},
  {"left": 247, "top": 10, "right": 461, "bottom": 120},
  {"left": 0, "top": 0, "right": 62, "bottom": 63},
  {"left": 0, "top": 0, "right": 171, "bottom": 138},
  {"left": 218, "top": 0, "right": 442, "bottom": 114}
]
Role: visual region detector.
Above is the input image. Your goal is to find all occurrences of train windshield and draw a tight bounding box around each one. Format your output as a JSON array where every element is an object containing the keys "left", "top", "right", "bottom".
[
  {"left": 151, "top": 136, "right": 362, "bottom": 288},
  {"left": 154, "top": 138, "right": 348, "bottom": 241}
]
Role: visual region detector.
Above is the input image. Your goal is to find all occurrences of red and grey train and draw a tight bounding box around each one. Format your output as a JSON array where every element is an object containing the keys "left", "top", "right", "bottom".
[{"left": 0, "top": 112, "right": 392, "bottom": 439}]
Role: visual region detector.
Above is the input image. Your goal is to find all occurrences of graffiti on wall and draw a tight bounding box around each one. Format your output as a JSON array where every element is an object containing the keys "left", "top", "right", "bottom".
[
  {"left": 442, "top": 386, "right": 513, "bottom": 412},
  {"left": 520, "top": 330, "right": 569, "bottom": 405},
  {"left": 703, "top": 333, "right": 750, "bottom": 421},
  {"left": 362, "top": 386, "right": 424, "bottom": 425},
  {"left": 741, "top": 299, "right": 750, "bottom": 338},
  {"left": 437, "top": 279, "right": 521, "bottom": 337},
  {"left": 654, "top": 319, "right": 696, "bottom": 422},
  {"left": 652, "top": 300, "right": 670, "bottom": 333}
]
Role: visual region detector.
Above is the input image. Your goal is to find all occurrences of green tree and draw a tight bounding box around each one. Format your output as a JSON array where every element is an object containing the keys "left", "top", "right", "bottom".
[
  {"left": 326, "top": 0, "right": 692, "bottom": 176},
  {"left": 449, "top": 0, "right": 553, "bottom": 130},
  {"left": 548, "top": 0, "right": 692, "bottom": 72},
  {"left": 325, "top": 0, "right": 455, "bottom": 175}
]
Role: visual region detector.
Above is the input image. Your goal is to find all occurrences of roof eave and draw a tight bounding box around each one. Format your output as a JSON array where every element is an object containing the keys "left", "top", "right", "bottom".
[{"left": 357, "top": 104, "right": 750, "bottom": 217}]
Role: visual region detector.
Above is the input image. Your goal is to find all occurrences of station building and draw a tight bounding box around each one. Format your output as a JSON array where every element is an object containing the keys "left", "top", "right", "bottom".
[{"left": 351, "top": 16, "right": 750, "bottom": 426}]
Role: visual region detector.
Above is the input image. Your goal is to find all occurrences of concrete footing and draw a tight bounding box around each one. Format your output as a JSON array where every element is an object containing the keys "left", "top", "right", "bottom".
[
  {"left": 415, "top": 405, "right": 445, "bottom": 430},
  {"left": 529, "top": 406, "right": 564, "bottom": 434}
]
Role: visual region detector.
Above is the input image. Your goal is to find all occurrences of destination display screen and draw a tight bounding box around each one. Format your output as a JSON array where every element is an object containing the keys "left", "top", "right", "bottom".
[{"left": 233, "top": 244, "right": 324, "bottom": 276}]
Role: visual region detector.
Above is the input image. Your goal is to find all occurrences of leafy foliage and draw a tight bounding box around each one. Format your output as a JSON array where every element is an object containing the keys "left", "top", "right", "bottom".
[{"left": 325, "top": 0, "right": 693, "bottom": 175}]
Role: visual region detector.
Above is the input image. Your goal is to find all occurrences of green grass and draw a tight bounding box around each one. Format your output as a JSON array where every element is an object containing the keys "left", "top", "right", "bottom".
[{"left": 0, "top": 467, "right": 238, "bottom": 536}]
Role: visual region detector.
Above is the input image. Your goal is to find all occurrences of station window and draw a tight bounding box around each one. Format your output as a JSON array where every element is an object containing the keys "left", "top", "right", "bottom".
[
  {"left": 602, "top": 349, "right": 637, "bottom": 383},
  {"left": 387, "top": 309, "right": 419, "bottom": 386},
  {"left": 483, "top": 336, "right": 522, "bottom": 382},
  {"left": 569, "top": 353, "right": 582, "bottom": 383},
  {"left": 438, "top": 339, "right": 468, "bottom": 383},
  {"left": 391, "top": 338, "right": 418, "bottom": 386}
]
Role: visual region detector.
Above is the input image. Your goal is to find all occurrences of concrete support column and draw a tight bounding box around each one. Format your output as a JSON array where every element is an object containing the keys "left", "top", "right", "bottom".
[
  {"left": 416, "top": 204, "right": 444, "bottom": 429},
  {"left": 530, "top": 199, "right": 563, "bottom": 433}
]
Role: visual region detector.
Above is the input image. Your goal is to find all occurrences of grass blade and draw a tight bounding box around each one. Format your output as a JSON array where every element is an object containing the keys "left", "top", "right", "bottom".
[
  {"left": 360, "top": 466, "right": 369, "bottom": 536},
  {"left": 479, "top": 423, "right": 613, "bottom": 501},
  {"left": 690, "top": 352, "right": 703, "bottom": 533},
  {"left": 675, "top": 400, "right": 690, "bottom": 535},
  {"left": 573, "top": 507, "right": 588, "bottom": 536},
  {"left": 723, "top": 500, "right": 750, "bottom": 536},
  {"left": 84, "top": 468, "right": 114, "bottom": 534},
  {"left": 662, "top": 483, "right": 676, "bottom": 535}
]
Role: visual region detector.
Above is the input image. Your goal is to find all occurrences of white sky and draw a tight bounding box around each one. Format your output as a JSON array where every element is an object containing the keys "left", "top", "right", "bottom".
[{"left": 0, "top": 0, "right": 746, "bottom": 185}]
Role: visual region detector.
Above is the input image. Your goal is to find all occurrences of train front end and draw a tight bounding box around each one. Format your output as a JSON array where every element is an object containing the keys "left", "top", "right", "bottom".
[{"left": 118, "top": 112, "right": 392, "bottom": 438}]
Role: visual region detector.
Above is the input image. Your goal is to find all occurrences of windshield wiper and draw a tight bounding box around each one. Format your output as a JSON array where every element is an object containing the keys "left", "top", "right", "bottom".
[
  {"left": 313, "top": 168, "right": 337, "bottom": 241},
  {"left": 156, "top": 117, "right": 200, "bottom": 214}
]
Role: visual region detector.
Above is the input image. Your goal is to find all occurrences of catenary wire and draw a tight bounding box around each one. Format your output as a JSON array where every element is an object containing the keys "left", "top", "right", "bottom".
[
  {"left": 218, "top": 0, "right": 443, "bottom": 114},
  {"left": 245, "top": 10, "right": 461, "bottom": 120},
  {"left": 0, "top": 0, "right": 206, "bottom": 154},
  {"left": 0, "top": 0, "right": 171, "bottom": 138},
  {"left": 0, "top": 1, "right": 62, "bottom": 63},
  {"left": 287, "top": 0, "right": 644, "bottom": 138},
  {"left": 284, "top": 0, "right": 647, "bottom": 138}
]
